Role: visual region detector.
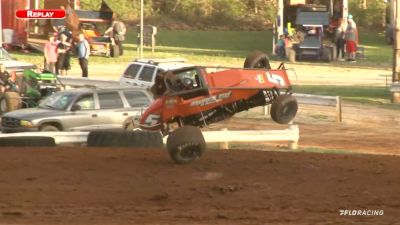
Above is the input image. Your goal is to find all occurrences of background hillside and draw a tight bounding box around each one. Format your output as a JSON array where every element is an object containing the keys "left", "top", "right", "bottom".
[{"left": 80, "top": 0, "right": 387, "bottom": 30}]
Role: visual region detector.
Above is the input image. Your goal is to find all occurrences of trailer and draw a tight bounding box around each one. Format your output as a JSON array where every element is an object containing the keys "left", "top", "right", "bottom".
[
  {"left": 274, "top": 0, "right": 348, "bottom": 62},
  {"left": 0, "top": 0, "right": 29, "bottom": 48}
]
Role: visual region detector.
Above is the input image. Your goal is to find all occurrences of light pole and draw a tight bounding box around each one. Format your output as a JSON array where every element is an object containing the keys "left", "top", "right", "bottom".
[
  {"left": 139, "top": 0, "right": 144, "bottom": 59},
  {"left": 0, "top": 0, "right": 3, "bottom": 47},
  {"left": 391, "top": 0, "right": 400, "bottom": 103}
]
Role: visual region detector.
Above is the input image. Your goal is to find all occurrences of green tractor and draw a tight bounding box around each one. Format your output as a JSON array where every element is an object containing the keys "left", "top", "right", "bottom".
[{"left": 0, "top": 69, "right": 64, "bottom": 114}]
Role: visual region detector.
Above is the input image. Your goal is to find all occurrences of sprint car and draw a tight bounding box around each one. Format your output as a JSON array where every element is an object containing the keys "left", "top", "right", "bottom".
[{"left": 138, "top": 51, "right": 298, "bottom": 163}]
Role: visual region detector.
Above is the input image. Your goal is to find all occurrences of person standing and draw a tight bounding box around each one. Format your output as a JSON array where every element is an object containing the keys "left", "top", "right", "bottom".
[
  {"left": 334, "top": 18, "right": 347, "bottom": 61},
  {"left": 76, "top": 33, "right": 90, "bottom": 78},
  {"left": 104, "top": 16, "right": 126, "bottom": 56},
  {"left": 56, "top": 33, "right": 71, "bottom": 75},
  {"left": 344, "top": 15, "right": 358, "bottom": 62},
  {"left": 44, "top": 34, "right": 59, "bottom": 73}
]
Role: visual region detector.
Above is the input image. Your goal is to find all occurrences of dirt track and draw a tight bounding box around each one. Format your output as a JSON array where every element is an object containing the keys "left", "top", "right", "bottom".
[{"left": 0, "top": 148, "right": 399, "bottom": 225}]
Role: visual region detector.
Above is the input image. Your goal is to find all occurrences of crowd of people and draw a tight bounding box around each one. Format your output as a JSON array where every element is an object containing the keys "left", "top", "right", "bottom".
[
  {"left": 43, "top": 29, "right": 90, "bottom": 77},
  {"left": 43, "top": 18, "right": 125, "bottom": 78},
  {"left": 275, "top": 14, "right": 359, "bottom": 62}
]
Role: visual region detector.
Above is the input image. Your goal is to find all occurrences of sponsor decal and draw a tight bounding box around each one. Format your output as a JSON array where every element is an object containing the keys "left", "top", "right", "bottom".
[
  {"left": 255, "top": 74, "right": 265, "bottom": 83},
  {"left": 266, "top": 72, "right": 285, "bottom": 86},
  {"left": 190, "top": 91, "right": 232, "bottom": 107},
  {"left": 165, "top": 98, "right": 178, "bottom": 107}
]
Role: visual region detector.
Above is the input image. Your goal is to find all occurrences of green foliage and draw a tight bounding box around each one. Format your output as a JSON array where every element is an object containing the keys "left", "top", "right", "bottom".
[
  {"left": 79, "top": 0, "right": 276, "bottom": 29},
  {"left": 349, "top": 0, "right": 386, "bottom": 27}
]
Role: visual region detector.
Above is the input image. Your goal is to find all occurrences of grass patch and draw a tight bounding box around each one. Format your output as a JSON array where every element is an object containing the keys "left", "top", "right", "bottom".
[
  {"left": 293, "top": 85, "right": 400, "bottom": 109},
  {"left": 300, "top": 147, "right": 357, "bottom": 154},
  {"left": 10, "top": 27, "right": 391, "bottom": 69}
]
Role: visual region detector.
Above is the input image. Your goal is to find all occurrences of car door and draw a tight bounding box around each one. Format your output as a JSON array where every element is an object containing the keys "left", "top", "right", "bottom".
[
  {"left": 135, "top": 65, "right": 157, "bottom": 88},
  {"left": 119, "top": 63, "right": 142, "bottom": 86},
  {"left": 63, "top": 93, "right": 98, "bottom": 131},
  {"left": 95, "top": 91, "right": 127, "bottom": 130},
  {"left": 122, "top": 90, "right": 152, "bottom": 121}
]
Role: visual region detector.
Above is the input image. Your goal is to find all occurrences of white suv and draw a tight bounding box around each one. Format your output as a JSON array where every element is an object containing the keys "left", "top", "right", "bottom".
[{"left": 119, "top": 58, "right": 194, "bottom": 88}]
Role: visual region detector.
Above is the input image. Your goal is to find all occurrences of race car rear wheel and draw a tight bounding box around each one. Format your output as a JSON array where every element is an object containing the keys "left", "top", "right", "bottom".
[
  {"left": 322, "top": 47, "right": 332, "bottom": 62},
  {"left": 110, "top": 44, "right": 120, "bottom": 57},
  {"left": 166, "top": 126, "right": 206, "bottom": 164},
  {"left": 244, "top": 50, "right": 271, "bottom": 69},
  {"left": 270, "top": 95, "right": 298, "bottom": 124}
]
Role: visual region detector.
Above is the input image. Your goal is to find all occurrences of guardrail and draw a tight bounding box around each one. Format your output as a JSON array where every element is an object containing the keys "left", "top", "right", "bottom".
[
  {"left": 57, "top": 77, "right": 342, "bottom": 121},
  {"left": 58, "top": 77, "right": 119, "bottom": 88},
  {"left": 264, "top": 93, "right": 342, "bottom": 122},
  {"left": 0, "top": 125, "right": 300, "bottom": 150}
]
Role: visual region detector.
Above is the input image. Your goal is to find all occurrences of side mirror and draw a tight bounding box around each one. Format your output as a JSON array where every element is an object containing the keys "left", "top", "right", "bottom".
[{"left": 71, "top": 105, "right": 81, "bottom": 111}]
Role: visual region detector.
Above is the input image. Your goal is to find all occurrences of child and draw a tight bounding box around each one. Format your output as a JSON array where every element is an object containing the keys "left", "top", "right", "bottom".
[{"left": 275, "top": 35, "right": 286, "bottom": 58}]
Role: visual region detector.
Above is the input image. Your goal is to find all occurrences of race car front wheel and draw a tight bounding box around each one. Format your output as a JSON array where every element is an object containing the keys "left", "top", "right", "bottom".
[
  {"left": 166, "top": 126, "right": 206, "bottom": 164},
  {"left": 270, "top": 95, "right": 298, "bottom": 124}
]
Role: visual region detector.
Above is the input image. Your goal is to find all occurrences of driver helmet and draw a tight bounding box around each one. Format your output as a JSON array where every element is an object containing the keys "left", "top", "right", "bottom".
[{"left": 181, "top": 78, "right": 194, "bottom": 90}]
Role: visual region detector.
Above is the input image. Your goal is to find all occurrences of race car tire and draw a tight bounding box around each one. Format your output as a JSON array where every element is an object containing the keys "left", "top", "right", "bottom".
[
  {"left": 87, "top": 130, "right": 163, "bottom": 148},
  {"left": 166, "top": 126, "right": 206, "bottom": 164},
  {"left": 270, "top": 95, "right": 298, "bottom": 124},
  {"left": 322, "top": 47, "right": 332, "bottom": 62},
  {"left": 244, "top": 50, "right": 271, "bottom": 69},
  {"left": 0, "top": 136, "right": 56, "bottom": 147},
  {"left": 0, "top": 92, "right": 22, "bottom": 114},
  {"left": 110, "top": 44, "right": 120, "bottom": 58},
  {"left": 288, "top": 48, "right": 296, "bottom": 63}
]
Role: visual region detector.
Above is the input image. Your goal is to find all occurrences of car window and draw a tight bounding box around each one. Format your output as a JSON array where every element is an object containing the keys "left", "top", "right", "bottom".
[
  {"left": 123, "top": 64, "right": 142, "bottom": 79},
  {"left": 124, "top": 91, "right": 151, "bottom": 107},
  {"left": 138, "top": 66, "right": 155, "bottom": 82},
  {"left": 39, "top": 92, "right": 75, "bottom": 110},
  {"left": 98, "top": 92, "right": 124, "bottom": 109},
  {"left": 74, "top": 94, "right": 95, "bottom": 110}
]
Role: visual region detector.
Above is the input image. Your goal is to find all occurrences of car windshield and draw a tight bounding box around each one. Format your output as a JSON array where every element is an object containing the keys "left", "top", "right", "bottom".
[
  {"left": 39, "top": 92, "right": 76, "bottom": 110},
  {"left": 0, "top": 48, "right": 13, "bottom": 61}
]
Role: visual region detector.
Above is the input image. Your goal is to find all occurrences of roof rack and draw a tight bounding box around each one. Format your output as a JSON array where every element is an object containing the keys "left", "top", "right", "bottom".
[{"left": 133, "top": 58, "right": 187, "bottom": 65}]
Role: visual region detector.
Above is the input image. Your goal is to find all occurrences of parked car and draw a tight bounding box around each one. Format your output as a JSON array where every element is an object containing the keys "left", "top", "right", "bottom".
[
  {"left": 0, "top": 47, "right": 36, "bottom": 74},
  {"left": 1, "top": 87, "right": 152, "bottom": 133},
  {"left": 119, "top": 58, "right": 193, "bottom": 89}
]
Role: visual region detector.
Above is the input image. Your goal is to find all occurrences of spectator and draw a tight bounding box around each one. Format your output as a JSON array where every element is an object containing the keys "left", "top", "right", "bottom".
[
  {"left": 104, "top": 15, "right": 126, "bottom": 56},
  {"left": 56, "top": 33, "right": 71, "bottom": 75},
  {"left": 344, "top": 15, "right": 358, "bottom": 62},
  {"left": 44, "top": 34, "right": 59, "bottom": 73},
  {"left": 275, "top": 35, "right": 286, "bottom": 58},
  {"left": 334, "top": 18, "right": 347, "bottom": 61},
  {"left": 76, "top": 33, "right": 90, "bottom": 78}
]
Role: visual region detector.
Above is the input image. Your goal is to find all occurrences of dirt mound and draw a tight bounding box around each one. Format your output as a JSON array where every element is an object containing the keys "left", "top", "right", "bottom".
[{"left": 0, "top": 148, "right": 398, "bottom": 224}]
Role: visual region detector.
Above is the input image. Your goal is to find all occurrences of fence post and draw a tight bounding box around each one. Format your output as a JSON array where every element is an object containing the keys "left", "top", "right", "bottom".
[
  {"left": 219, "top": 128, "right": 229, "bottom": 150},
  {"left": 288, "top": 123, "right": 299, "bottom": 150},
  {"left": 336, "top": 96, "right": 342, "bottom": 122},
  {"left": 264, "top": 105, "right": 270, "bottom": 116}
]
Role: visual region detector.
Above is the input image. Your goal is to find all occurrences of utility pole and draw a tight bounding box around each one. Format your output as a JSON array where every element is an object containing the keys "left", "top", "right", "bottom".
[
  {"left": 391, "top": 0, "right": 400, "bottom": 103},
  {"left": 139, "top": 0, "right": 144, "bottom": 59},
  {"left": 0, "top": 0, "right": 2, "bottom": 47}
]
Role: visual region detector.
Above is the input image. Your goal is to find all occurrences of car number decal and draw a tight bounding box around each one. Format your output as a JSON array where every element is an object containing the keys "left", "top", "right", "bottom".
[{"left": 266, "top": 72, "right": 285, "bottom": 86}]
